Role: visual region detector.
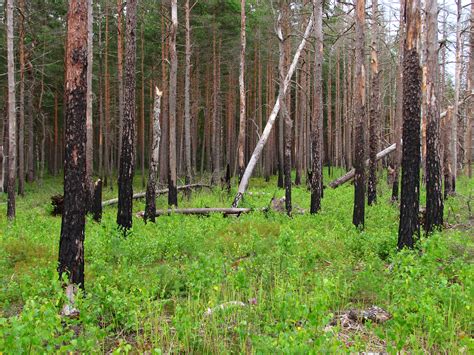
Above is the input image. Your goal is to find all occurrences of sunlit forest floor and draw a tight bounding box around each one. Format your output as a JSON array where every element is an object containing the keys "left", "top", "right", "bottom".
[{"left": 0, "top": 169, "right": 473, "bottom": 353}]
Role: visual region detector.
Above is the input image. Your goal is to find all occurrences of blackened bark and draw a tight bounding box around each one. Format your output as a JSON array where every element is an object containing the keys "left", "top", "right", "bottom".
[
  {"left": 424, "top": 0, "right": 443, "bottom": 233},
  {"left": 58, "top": 0, "right": 88, "bottom": 288},
  {"left": 117, "top": 0, "right": 137, "bottom": 231},
  {"left": 310, "top": 0, "right": 323, "bottom": 214},
  {"left": 92, "top": 179, "right": 103, "bottom": 222},
  {"left": 352, "top": 0, "right": 366, "bottom": 228},
  {"left": 398, "top": 49, "right": 422, "bottom": 249},
  {"left": 168, "top": 0, "right": 178, "bottom": 206},
  {"left": 368, "top": 0, "right": 380, "bottom": 206}
]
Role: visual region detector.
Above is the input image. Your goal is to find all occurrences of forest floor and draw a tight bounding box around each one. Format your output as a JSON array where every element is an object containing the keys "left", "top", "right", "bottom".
[{"left": 0, "top": 170, "right": 473, "bottom": 353}]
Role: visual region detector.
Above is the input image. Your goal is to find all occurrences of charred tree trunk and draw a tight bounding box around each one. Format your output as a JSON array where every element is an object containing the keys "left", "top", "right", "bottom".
[
  {"left": 310, "top": 0, "right": 323, "bottom": 214},
  {"left": 352, "top": 0, "right": 367, "bottom": 228},
  {"left": 145, "top": 88, "right": 162, "bottom": 223},
  {"left": 168, "top": 0, "right": 178, "bottom": 206},
  {"left": 6, "top": 0, "right": 16, "bottom": 219},
  {"left": 92, "top": 179, "right": 102, "bottom": 222},
  {"left": 424, "top": 0, "right": 443, "bottom": 233},
  {"left": 117, "top": 0, "right": 137, "bottom": 231},
  {"left": 398, "top": 0, "right": 422, "bottom": 249},
  {"left": 442, "top": 107, "right": 453, "bottom": 198},
  {"left": 368, "top": 0, "right": 380, "bottom": 206},
  {"left": 58, "top": 0, "right": 88, "bottom": 288},
  {"left": 117, "top": 0, "right": 124, "bottom": 174}
]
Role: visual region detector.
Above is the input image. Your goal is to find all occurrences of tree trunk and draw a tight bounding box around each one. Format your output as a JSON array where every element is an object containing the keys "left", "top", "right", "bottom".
[
  {"left": 327, "top": 53, "right": 333, "bottom": 175},
  {"left": 58, "top": 0, "right": 88, "bottom": 288},
  {"left": 92, "top": 179, "right": 102, "bottom": 222},
  {"left": 368, "top": 0, "right": 380, "bottom": 206},
  {"left": 117, "top": 0, "right": 137, "bottom": 231},
  {"left": 424, "top": 0, "right": 443, "bottom": 232},
  {"left": 117, "top": 0, "right": 124, "bottom": 175},
  {"left": 466, "top": 2, "right": 474, "bottom": 179},
  {"left": 168, "top": 0, "right": 178, "bottom": 206},
  {"left": 140, "top": 25, "right": 146, "bottom": 188},
  {"left": 442, "top": 107, "right": 453, "bottom": 198},
  {"left": 184, "top": 0, "right": 192, "bottom": 186},
  {"left": 237, "top": 0, "right": 246, "bottom": 181},
  {"left": 211, "top": 27, "right": 221, "bottom": 185},
  {"left": 104, "top": 4, "right": 110, "bottom": 185},
  {"left": 310, "top": 0, "right": 323, "bottom": 214},
  {"left": 392, "top": 0, "right": 405, "bottom": 201},
  {"left": 279, "top": 4, "right": 292, "bottom": 216},
  {"left": 26, "top": 63, "right": 34, "bottom": 182},
  {"left": 6, "top": 0, "right": 16, "bottom": 219},
  {"left": 398, "top": 0, "right": 422, "bottom": 249},
  {"left": 232, "top": 14, "right": 313, "bottom": 208},
  {"left": 86, "top": 0, "right": 94, "bottom": 199},
  {"left": 145, "top": 88, "right": 162, "bottom": 223},
  {"left": 352, "top": 0, "right": 367, "bottom": 228},
  {"left": 18, "top": 0, "right": 25, "bottom": 196},
  {"left": 452, "top": 0, "right": 462, "bottom": 190}
]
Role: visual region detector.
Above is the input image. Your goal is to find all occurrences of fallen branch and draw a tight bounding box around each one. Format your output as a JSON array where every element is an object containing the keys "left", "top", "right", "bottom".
[
  {"left": 329, "top": 143, "right": 397, "bottom": 188},
  {"left": 136, "top": 207, "right": 251, "bottom": 218},
  {"left": 102, "top": 184, "right": 212, "bottom": 207}
]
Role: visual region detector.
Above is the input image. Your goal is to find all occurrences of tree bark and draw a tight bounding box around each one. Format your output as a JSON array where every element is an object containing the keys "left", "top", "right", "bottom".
[
  {"left": 140, "top": 25, "right": 146, "bottom": 188},
  {"left": 368, "top": 0, "right": 380, "bottom": 206},
  {"left": 424, "top": 0, "right": 443, "bottom": 233},
  {"left": 232, "top": 14, "right": 313, "bottom": 208},
  {"left": 184, "top": 0, "right": 192, "bottom": 186},
  {"left": 168, "top": 0, "right": 178, "bottom": 206},
  {"left": 310, "top": 0, "right": 323, "bottom": 214},
  {"left": 6, "top": 0, "right": 16, "bottom": 219},
  {"left": 466, "top": 1, "right": 474, "bottom": 178},
  {"left": 237, "top": 0, "right": 246, "bottom": 181},
  {"left": 18, "top": 0, "right": 25, "bottom": 196},
  {"left": 117, "top": 0, "right": 124, "bottom": 174},
  {"left": 86, "top": 0, "right": 94, "bottom": 199},
  {"left": 452, "top": 0, "right": 462, "bottom": 189},
  {"left": 117, "top": 0, "right": 137, "bottom": 231},
  {"left": 352, "top": 0, "right": 367, "bottom": 228},
  {"left": 145, "top": 88, "right": 162, "bottom": 223},
  {"left": 58, "top": 0, "right": 88, "bottom": 288},
  {"left": 398, "top": 0, "right": 422, "bottom": 249},
  {"left": 442, "top": 107, "right": 453, "bottom": 198}
]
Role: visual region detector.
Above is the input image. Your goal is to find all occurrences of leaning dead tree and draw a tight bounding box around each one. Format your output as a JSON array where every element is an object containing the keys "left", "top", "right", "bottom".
[
  {"left": 232, "top": 14, "right": 314, "bottom": 208},
  {"left": 144, "top": 88, "right": 162, "bottom": 223},
  {"left": 329, "top": 143, "right": 397, "bottom": 188}
]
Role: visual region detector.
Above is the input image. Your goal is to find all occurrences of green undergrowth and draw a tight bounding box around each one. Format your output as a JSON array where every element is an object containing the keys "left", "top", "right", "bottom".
[{"left": 0, "top": 170, "right": 473, "bottom": 353}]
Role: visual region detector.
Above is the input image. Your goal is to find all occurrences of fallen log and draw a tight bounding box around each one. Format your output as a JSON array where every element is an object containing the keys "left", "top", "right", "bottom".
[
  {"left": 136, "top": 207, "right": 251, "bottom": 218},
  {"left": 102, "top": 183, "right": 212, "bottom": 207},
  {"left": 329, "top": 143, "right": 397, "bottom": 188}
]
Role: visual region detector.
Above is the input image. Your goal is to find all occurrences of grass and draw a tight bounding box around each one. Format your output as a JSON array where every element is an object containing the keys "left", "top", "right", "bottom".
[{"left": 0, "top": 170, "right": 473, "bottom": 353}]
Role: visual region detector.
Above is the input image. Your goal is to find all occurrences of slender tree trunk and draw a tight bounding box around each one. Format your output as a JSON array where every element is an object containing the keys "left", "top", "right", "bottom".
[
  {"left": 392, "top": 0, "right": 405, "bottom": 201},
  {"left": 54, "top": 94, "right": 59, "bottom": 175},
  {"left": 6, "top": 0, "right": 16, "bottom": 219},
  {"left": 398, "top": 0, "right": 422, "bottom": 249},
  {"left": 184, "top": 0, "right": 192, "bottom": 186},
  {"left": 58, "top": 0, "right": 88, "bottom": 288},
  {"left": 145, "top": 88, "right": 162, "bottom": 223},
  {"left": 352, "top": 0, "right": 367, "bottom": 228},
  {"left": 237, "top": 0, "right": 246, "bottom": 181},
  {"left": 452, "top": 0, "right": 462, "bottom": 190},
  {"left": 466, "top": 2, "right": 474, "bottom": 178},
  {"left": 104, "top": 4, "right": 110, "bottom": 185},
  {"left": 117, "top": 0, "right": 137, "bottom": 231},
  {"left": 117, "top": 0, "right": 124, "bottom": 175},
  {"left": 211, "top": 27, "right": 221, "bottom": 184},
  {"left": 443, "top": 107, "right": 453, "bottom": 198},
  {"left": 18, "top": 0, "right": 25, "bottom": 196},
  {"left": 98, "top": 12, "right": 104, "bottom": 177},
  {"left": 279, "top": 5, "right": 292, "bottom": 215},
  {"left": 327, "top": 53, "right": 333, "bottom": 175},
  {"left": 140, "top": 24, "right": 145, "bottom": 188},
  {"left": 368, "top": 0, "right": 380, "bottom": 205},
  {"left": 424, "top": 0, "right": 443, "bottom": 232},
  {"left": 160, "top": 9, "right": 169, "bottom": 183},
  {"left": 168, "top": 0, "right": 178, "bottom": 206},
  {"left": 26, "top": 63, "right": 34, "bottom": 181},
  {"left": 310, "top": 0, "right": 323, "bottom": 214},
  {"left": 335, "top": 47, "right": 341, "bottom": 167},
  {"left": 86, "top": 0, "right": 94, "bottom": 197}
]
